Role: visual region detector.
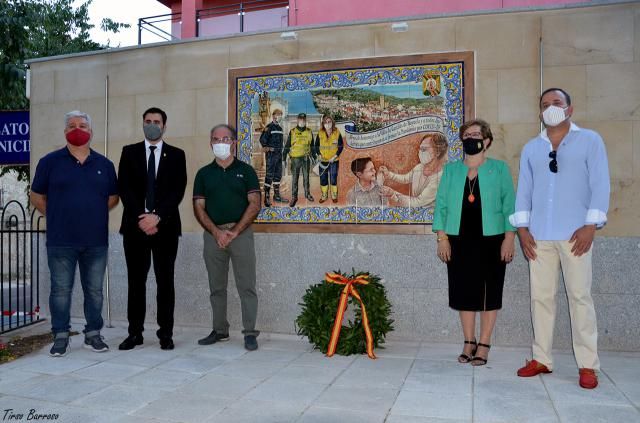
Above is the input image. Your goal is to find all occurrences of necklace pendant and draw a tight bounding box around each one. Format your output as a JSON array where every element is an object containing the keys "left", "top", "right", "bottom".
[{"left": 468, "top": 194, "right": 475, "bottom": 203}]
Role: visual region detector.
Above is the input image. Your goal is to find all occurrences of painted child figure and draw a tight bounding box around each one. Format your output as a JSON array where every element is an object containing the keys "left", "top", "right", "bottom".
[{"left": 346, "top": 157, "right": 387, "bottom": 207}]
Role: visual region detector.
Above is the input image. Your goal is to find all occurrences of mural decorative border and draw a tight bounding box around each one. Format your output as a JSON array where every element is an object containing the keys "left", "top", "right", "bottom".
[{"left": 229, "top": 53, "right": 474, "bottom": 232}]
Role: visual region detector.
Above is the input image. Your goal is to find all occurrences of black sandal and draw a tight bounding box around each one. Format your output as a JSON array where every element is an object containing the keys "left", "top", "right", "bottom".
[
  {"left": 458, "top": 339, "right": 477, "bottom": 363},
  {"left": 471, "top": 343, "right": 491, "bottom": 366}
]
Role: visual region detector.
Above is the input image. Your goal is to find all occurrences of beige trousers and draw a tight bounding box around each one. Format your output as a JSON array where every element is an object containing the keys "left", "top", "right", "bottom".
[{"left": 529, "top": 240, "right": 599, "bottom": 370}]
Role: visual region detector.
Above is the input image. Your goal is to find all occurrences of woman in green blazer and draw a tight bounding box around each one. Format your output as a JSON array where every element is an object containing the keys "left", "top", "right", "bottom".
[{"left": 433, "top": 119, "right": 516, "bottom": 366}]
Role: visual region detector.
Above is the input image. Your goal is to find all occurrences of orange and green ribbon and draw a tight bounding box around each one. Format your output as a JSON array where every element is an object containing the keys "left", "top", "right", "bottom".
[{"left": 325, "top": 272, "right": 376, "bottom": 359}]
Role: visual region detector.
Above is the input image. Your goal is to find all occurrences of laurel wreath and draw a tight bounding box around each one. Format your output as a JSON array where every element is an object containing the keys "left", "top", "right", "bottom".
[{"left": 295, "top": 270, "right": 394, "bottom": 356}]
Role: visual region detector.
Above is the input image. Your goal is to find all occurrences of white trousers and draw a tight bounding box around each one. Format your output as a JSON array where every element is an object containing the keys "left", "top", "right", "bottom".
[{"left": 529, "top": 240, "right": 599, "bottom": 370}]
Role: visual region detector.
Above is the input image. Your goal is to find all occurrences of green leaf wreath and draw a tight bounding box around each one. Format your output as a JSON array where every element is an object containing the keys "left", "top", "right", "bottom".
[{"left": 295, "top": 270, "right": 394, "bottom": 356}]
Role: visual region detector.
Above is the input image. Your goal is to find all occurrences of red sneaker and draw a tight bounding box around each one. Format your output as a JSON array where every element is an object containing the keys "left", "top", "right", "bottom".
[
  {"left": 517, "top": 359, "right": 552, "bottom": 377},
  {"left": 579, "top": 368, "right": 598, "bottom": 389}
]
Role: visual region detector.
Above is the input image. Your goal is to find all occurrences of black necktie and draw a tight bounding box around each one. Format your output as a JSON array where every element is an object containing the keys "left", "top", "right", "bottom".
[{"left": 146, "top": 146, "right": 157, "bottom": 212}]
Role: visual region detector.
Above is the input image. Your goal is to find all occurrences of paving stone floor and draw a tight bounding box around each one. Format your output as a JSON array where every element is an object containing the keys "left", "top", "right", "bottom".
[{"left": 1, "top": 320, "right": 639, "bottom": 422}]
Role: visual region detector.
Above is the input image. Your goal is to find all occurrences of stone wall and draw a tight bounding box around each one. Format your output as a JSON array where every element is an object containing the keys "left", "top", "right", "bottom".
[
  {"left": 28, "top": 2, "right": 640, "bottom": 349},
  {"left": 38, "top": 233, "right": 640, "bottom": 350}
]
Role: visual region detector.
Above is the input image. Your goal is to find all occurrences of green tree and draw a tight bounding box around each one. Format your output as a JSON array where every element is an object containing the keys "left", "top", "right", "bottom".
[{"left": 0, "top": 0, "right": 129, "bottom": 184}]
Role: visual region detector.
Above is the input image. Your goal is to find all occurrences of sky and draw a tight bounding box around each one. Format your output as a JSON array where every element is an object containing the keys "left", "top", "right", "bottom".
[{"left": 75, "top": 0, "right": 172, "bottom": 47}]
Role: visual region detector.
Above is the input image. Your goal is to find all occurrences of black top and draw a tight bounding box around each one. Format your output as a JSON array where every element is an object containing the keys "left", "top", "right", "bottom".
[
  {"left": 459, "top": 176, "right": 483, "bottom": 238},
  {"left": 118, "top": 141, "right": 187, "bottom": 236},
  {"left": 259, "top": 121, "right": 284, "bottom": 150}
]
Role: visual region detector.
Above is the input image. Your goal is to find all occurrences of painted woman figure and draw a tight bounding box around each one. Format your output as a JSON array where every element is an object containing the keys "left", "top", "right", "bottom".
[
  {"left": 312, "top": 115, "right": 343, "bottom": 203},
  {"left": 432, "top": 119, "right": 516, "bottom": 366},
  {"left": 379, "top": 132, "right": 448, "bottom": 208}
]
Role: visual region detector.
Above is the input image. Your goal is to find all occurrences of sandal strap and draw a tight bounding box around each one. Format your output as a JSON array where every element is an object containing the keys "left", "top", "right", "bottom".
[
  {"left": 464, "top": 340, "right": 477, "bottom": 345},
  {"left": 458, "top": 353, "right": 472, "bottom": 361},
  {"left": 477, "top": 343, "right": 491, "bottom": 349},
  {"left": 471, "top": 356, "right": 488, "bottom": 365}
]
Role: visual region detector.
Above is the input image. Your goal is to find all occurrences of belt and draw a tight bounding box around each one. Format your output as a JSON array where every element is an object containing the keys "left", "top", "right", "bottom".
[{"left": 216, "top": 222, "right": 236, "bottom": 230}]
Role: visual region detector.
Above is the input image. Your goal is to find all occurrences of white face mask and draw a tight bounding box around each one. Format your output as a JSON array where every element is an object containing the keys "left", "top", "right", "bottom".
[
  {"left": 297, "top": 120, "right": 305, "bottom": 127},
  {"left": 324, "top": 124, "right": 332, "bottom": 133},
  {"left": 419, "top": 150, "right": 432, "bottom": 164},
  {"left": 212, "top": 143, "right": 231, "bottom": 160},
  {"left": 542, "top": 105, "right": 569, "bottom": 127}
]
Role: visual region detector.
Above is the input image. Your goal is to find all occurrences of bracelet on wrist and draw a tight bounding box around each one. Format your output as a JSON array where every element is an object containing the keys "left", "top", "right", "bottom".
[{"left": 437, "top": 235, "right": 449, "bottom": 242}]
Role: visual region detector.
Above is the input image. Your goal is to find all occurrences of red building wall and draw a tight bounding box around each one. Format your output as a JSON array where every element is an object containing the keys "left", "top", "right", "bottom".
[
  {"left": 289, "top": 0, "right": 587, "bottom": 26},
  {"left": 158, "top": 0, "right": 589, "bottom": 38}
]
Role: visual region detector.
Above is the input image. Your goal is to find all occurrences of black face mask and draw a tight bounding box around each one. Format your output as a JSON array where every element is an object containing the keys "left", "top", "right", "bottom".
[{"left": 462, "top": 138, "right": 485, "bottom": 156}]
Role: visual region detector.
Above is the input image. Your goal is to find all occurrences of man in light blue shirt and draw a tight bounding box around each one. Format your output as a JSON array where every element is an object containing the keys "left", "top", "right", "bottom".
[{"left": 510, "top": 88, "right": 610, "bottom": 389}]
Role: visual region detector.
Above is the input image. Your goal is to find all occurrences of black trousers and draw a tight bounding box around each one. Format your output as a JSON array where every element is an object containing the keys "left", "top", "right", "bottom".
[
  {"left": 264, "top": 151, "right": 283, "bottom": 187},
  {"left": 290, "top": 156, "right": 310, "bottom": 197},
  {"left": 123, "top": 230, "right": 179, "bottom": 339}
]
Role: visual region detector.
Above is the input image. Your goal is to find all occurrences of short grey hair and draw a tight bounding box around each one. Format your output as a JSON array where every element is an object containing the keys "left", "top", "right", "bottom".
[
  {"left": 210, "top": 124, "right": 237, "bottom": 140},
  {"left": 64, "top": 110, "right": 92, "bottom": 128}
]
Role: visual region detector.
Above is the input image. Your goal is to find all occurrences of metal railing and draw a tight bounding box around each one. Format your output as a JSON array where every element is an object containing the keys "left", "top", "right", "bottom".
[
  {"left": 137, "top": 1, "right": 289, "bottom": 44},
  {"left": 196, "top": 0, "right": 289, "bottom": 36},
  {"left": 1, "top": 201, "right": 45, "bottom": 334},
  {"left": 138, "top": 12, "right": 182, "bottom": 45}
]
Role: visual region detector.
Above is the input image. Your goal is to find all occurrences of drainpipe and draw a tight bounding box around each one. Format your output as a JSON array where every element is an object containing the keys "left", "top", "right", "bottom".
[
  {"left": 539, "top": 36, "right": 544, "bottom": 133},
  {"left": 104, "top": 75, "right": 113, "bottom": 328}
]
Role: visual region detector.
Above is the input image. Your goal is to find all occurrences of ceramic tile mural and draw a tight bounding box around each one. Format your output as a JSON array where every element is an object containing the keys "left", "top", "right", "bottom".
[{"left": 229, "top": 53, "right": 474, "bottom": 227}]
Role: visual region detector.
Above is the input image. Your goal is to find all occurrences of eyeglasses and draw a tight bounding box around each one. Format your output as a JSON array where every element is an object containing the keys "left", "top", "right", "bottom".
[
  {"left": 548, "top": 150, "right": 558, "bottom": 173},
  {"left": 211, "top": 137, "right": 235, "bottom": 144}
]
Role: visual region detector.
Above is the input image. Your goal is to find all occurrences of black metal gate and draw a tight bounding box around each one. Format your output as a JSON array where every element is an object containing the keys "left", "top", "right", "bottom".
[{"left": 1, "top": 200, "right": 45, "bottom": 334}]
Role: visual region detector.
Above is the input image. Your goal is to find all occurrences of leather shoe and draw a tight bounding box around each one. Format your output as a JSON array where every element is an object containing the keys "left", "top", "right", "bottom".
[
  {"left": 289, "top": 198, "right": 297, "bottom": 207},
  {"left": 579, "top": 368, "right": 598, "bottom": 389},
  {"left": 517, "top": 359, "right": 552, "bottom": 377},
  {"left": 160, "top": 338, "right": 174, "bottom": 350},
  {"left": 118, "top": 335, "right": 143, "bottom": 350},
  {"left": 305, "top": 194, "right": 314, "bottom": 202},
  {"left": 244, "top": 335, "right": 258, "bottom": 351},
  {"left": 198, "top": 330, "right": 229, "bottom": 345}
]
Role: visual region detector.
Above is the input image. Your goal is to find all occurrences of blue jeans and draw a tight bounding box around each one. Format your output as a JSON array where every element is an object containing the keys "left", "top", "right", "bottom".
[
  {"left": 319, "top": 161, "right": 339, "bottom": 187},
  {"left": 47, "top": 246, "right": 107, "bottom": 335}
]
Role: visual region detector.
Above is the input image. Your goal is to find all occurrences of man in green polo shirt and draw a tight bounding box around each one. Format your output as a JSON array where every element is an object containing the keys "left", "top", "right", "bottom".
[{"left": 193, "top": 124, "right": 262, "bottom": 351}]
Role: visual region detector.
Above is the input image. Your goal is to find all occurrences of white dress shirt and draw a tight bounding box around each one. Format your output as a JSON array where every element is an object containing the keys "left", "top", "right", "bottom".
[
  {"left": 509, "top": 123, "right": 610, "bottom": 240},
  {"left": 145, "top": 139, "right": 163, "bottom": 176},
  {"left": 144, "top": 139, "right": 163, "bottom": 212}
]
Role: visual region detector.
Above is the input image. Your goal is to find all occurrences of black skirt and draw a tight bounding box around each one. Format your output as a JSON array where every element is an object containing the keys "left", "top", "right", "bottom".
[{"left": 446, "top": 176, "right": 506, "bottom": 311}]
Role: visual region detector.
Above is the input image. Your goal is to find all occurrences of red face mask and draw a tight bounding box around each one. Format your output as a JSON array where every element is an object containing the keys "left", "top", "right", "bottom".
[{"left": 65, "top": 128, "right": 91, "bottom": 146}]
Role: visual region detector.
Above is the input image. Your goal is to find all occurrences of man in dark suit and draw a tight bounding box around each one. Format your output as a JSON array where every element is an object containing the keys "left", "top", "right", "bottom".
[{"left": 117, "top": 107, "right": 187, "bottom": 350}]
